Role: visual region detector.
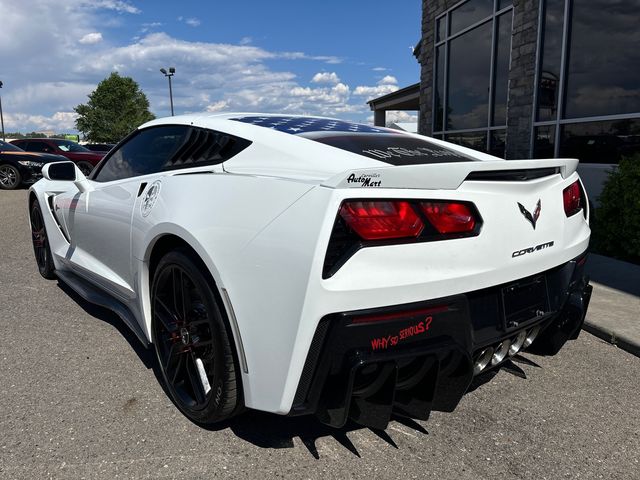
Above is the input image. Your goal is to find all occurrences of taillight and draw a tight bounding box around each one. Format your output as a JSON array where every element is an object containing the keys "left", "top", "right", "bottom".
[
  {"left": 339, "top": 200, "right": 424, "bottom": 240},
  {"left": 563, "top": 180, "right": 583, "bottom": 217},
  {"left": 325, "top": 199, "right": 482, "bottom": 278},
  {"left": 420, "top": 201, "right": 476, "bottom": 234}
]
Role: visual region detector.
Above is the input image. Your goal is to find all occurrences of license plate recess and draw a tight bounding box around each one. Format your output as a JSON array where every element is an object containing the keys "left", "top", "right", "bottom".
[{"left": 501, "top": 275, "right": 549, "bottom": 329}]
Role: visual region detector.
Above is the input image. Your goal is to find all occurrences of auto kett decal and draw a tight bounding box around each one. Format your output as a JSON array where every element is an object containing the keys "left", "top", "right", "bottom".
[{"left": 347, "top": 172, "right": 382, "bottom": 187}]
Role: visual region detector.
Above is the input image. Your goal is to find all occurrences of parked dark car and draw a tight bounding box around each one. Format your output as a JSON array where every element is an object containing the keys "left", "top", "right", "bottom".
[
  {"left": 83, "top": 143, "right": 116, "bottom": 153},
  {"left": 0, "top": 140, "right": 67, "bottom": 190},
  {"left": 10, "top": 138, "right": 105, "bottom": 176}
]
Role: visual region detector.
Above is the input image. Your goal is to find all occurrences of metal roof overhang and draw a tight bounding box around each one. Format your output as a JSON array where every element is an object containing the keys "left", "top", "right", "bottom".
[{"left": 367, "top": 82, "right": 420, "bottom": 111}]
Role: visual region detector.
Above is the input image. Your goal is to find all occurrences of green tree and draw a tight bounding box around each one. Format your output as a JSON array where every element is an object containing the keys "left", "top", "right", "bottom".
[
  {"left": 592, "top": 154, "right": 640, "bottom": 264},
  {"left": 74, "top": 72, "right": 155, "bottom": 143}
]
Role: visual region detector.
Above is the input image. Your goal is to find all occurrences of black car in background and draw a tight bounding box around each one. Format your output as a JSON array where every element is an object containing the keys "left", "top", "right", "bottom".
[
  {"left": 83, "top": 143, "right": 116, "bottom": 152},
  {"left": 0, "top": 141, "right": 66, "bottom": 190}
]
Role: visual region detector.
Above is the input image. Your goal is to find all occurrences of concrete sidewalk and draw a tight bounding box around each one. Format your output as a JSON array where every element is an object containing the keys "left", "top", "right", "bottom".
[{"left": 584, "top": 253, "right": 640, "bottom": 357}]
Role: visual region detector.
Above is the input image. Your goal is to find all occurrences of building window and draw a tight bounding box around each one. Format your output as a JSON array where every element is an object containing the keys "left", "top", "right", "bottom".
[
  {"left": 560, "top": 119, "right": 640, "bottom": 165},
  {"left": 533, "top": 0, "right": 640, "bottom": 163},
  {"left": 433, "top": 0, "right": 513, "bottom": 157}
]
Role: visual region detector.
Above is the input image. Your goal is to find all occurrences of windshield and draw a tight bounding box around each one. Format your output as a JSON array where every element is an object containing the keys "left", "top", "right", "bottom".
[
  {"left": 0, "top": 140, "right": 24, "bottom": 152},
  {"left": 52, "top": 140, "right": 90, "bottom": 153}
]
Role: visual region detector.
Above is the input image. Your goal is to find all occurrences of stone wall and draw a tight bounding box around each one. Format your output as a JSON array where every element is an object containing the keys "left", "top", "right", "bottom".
[{"left": 505, "top": 0, "right": 541, "bottom": 159}]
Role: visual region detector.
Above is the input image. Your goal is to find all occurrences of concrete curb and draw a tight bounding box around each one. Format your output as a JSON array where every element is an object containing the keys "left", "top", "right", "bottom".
[
  {"left": 583, "top": 321, "right": 640, "bottom": 358},
  {"left": 584, "top": 254, "right": 640, "bottom": 358}
]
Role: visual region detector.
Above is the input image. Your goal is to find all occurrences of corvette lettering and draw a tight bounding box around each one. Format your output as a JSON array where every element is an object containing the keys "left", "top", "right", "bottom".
[
  {"left": 347, "top": 172, "right": 382, "bottom": 187},
  {"left": 512, "top": 241, "right": 555, "bottom": 258}
]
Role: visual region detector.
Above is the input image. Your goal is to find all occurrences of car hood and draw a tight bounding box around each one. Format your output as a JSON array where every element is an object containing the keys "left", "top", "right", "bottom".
[{"left": 0, "top": 151, "right": 67, "bottom": 163}]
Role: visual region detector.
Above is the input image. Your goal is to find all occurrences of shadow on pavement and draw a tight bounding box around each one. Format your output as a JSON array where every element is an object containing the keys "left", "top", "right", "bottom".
[
  {"left": 208, "top": 411, "right": 430, "bottom": 458},
  {"left": 586, "top": 253, "right": 640, "bottom": 297},
  {"left": 57, "top": 281, "right": 156, "bottom": 369}
]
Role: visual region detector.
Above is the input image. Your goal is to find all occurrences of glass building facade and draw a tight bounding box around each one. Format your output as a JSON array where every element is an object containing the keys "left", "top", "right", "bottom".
[
  {"left": 419, "top": 0, "right": 640, "bottom": 176},
  {"left": 532, "top": 0, "right": 640, "bottom": 165},
  {"left": 432, "top": 0, "right": 513, "bottom": 157}
]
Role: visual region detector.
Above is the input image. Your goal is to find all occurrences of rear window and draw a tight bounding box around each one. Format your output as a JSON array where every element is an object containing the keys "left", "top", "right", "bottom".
[
  {"left": 231, "top": 115, "right": 474, "bottom": 165},
  {"left": 302, "top": 132, "right": 475, "bottom": 165}
]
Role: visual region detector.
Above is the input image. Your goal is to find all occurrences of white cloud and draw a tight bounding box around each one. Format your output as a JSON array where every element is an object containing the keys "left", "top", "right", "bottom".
[
  {"left": 79, "top": 32, "right": 103, "bottom": 44},
  {"left": 351, "top": 75, "right": 399, "bottom": 100},
  {"left": 379, "top": 75, "right": 398, "bottom": 85},
  {"left": 352, "top": 84, "right": 399, "bottom": 99},
  {"left": 177, "top": 16, "right": 201, "bottom": 27},
  {"left": 4, "top": 111, "right": 78, "bottom": 132},
  {"left": 0, "top": 1, "right": 395, "bottom": 133},
  {"left": 205, "top": 100, "right": 228, "bottom": 112},
  {"left": 372, "top": 67, "right": 388, "bottom": 72},
  {"left": 385, "top": 111, "right": 418, "bottom": 124},
  {"left": 239, "top": 36, "right": 252, "bottom": 45},
  {"left": 86, "top": 0, "right": 140, "bottom": 14},
  {"left": 311, "top": 72, "right": 340, "bottom": 84},
  {"left": 279, "top": 51, "right": 343, "bottom": 64},
  {"left": 333, "top": 82, "right": 349, "bottom": 95},
  {"left": 140, "top": 22, "right": 162, "bottom": 33}
]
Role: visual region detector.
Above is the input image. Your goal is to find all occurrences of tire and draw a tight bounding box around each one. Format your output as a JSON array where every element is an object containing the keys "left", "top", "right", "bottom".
[
  {"left": 151, "top": 248, "right": 240, "bottom": 424},
  {"left": 30, "top": 201, "right": 56, "bottom": 279},
  {"left": 76, "top": 161, "right": 94, "bottom": 177},
  {"left": 0, "top": 164, "right": 22, "bottom": 190}
]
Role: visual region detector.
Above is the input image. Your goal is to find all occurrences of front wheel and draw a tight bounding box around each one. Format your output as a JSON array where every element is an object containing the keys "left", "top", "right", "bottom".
[
  {"left": 30, "top": 201, "right": 56, "bottom": 279},
  {"left": 151, "top": 249, "right": 241, "bottom": 424},
  {"left": 0, "top": 164, "right": 22, "bottom": 190}
]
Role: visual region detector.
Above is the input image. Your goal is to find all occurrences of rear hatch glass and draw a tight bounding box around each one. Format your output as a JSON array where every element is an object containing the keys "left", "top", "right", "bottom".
[{"left": 231, "top": 115, "right": 476, "bottom": 165}]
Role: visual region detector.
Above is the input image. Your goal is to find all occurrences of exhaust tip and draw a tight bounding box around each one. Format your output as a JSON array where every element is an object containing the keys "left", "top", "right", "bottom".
[
  {"left": 524, "top": 325, "right": 541, "bottom": 348},
  {"left": 473, "top": 347, "right": 494, "bottom": 375},
  {"left": 491, "top": 340, "right": 511, "bottom": 366},
  {"left": 509, "top": 330, "right": 528, "bottom": 356}
]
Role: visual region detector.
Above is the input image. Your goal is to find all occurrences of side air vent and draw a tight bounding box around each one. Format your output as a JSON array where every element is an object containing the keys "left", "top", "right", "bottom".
[
  {"left": 162, "top": 127, "right": 251, "bottom": 171},
  {"left": 465, "top": 167, "right": 560, "bottom": 182}
]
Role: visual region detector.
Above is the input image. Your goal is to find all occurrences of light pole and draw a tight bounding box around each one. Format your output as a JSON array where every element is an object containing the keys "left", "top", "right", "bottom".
[
  {"left": 0, "top": 80, "right": 5, "bottom": 141},
  {"left": 160, "top": 67, "right": 175, "bottom": 116}
]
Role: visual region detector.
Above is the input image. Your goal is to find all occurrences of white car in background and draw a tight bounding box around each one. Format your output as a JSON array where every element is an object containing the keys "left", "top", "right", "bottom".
[{"left": 28, "top": 113, "right": 592, "bottom": 429}]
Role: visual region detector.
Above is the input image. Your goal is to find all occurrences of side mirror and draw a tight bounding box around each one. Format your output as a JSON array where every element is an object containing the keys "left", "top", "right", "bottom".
[
  {"left": 43, "top": 161, "right": 76, "bottom": 181},
  {"left": 42, "top": 161, "right": 94, "bottom": 193}
]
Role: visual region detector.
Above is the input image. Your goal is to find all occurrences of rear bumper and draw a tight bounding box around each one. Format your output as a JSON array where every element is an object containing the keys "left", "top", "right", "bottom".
[{"left": 290, "top": 251, "right": 592, "bottom": 429}]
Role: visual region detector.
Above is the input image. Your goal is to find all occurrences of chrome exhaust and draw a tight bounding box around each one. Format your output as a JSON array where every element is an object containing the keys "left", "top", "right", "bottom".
[
  {"left": 473, "top": 347, "right": 494, "bottom": 375},
  {"left": 509, "top": 330, "right": 527, "bottom": 356},
  {"left": 491, "top": 340, "right": 511, "bottom": 366},
  {"left": 524, "top": 325, "right": 541, "bottom": 348}
]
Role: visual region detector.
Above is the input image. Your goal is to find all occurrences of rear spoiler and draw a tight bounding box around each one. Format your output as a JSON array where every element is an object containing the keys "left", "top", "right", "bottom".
[{"left": 321, "top": 158, "right": 579, "bottom": 190}]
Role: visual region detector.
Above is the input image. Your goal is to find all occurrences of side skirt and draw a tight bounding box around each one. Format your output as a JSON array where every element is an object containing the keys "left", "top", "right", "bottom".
[{"left": 56, "top": 269, "right": 150, "bottom": 348}]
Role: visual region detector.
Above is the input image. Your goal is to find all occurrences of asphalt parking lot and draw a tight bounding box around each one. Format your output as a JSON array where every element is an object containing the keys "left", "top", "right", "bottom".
[{"left": 1, "top": 189, "right": 639, "bottom": 480}]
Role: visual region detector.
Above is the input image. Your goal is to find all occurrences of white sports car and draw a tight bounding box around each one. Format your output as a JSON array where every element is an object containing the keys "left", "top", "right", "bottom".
[{"left": 28, "top": 114, "right": 592, "bottom": 429}]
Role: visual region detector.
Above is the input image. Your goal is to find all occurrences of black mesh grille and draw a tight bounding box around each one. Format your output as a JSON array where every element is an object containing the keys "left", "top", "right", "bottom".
[{"left": 293, "top": 318, "right": 331, "bottom": 407}]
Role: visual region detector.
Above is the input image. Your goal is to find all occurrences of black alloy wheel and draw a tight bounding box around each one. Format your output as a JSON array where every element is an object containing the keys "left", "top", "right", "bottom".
[
  {"left": 76, "top": 161, "right": 93, "bottom": 177},
  {"left": 151, "top": 249, "right": 240, "bottom": 424},
  {"left": 30, "top": 201, "right": 56, "bottom": 279},
  {"left": 0, "top": 164, "right": 21, "bottom": 190}
]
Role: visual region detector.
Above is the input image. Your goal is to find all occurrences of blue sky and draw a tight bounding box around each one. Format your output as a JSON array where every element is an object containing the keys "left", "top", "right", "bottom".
[{"left": 0, "top": 0, "right": 421, "bottom": 133}]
